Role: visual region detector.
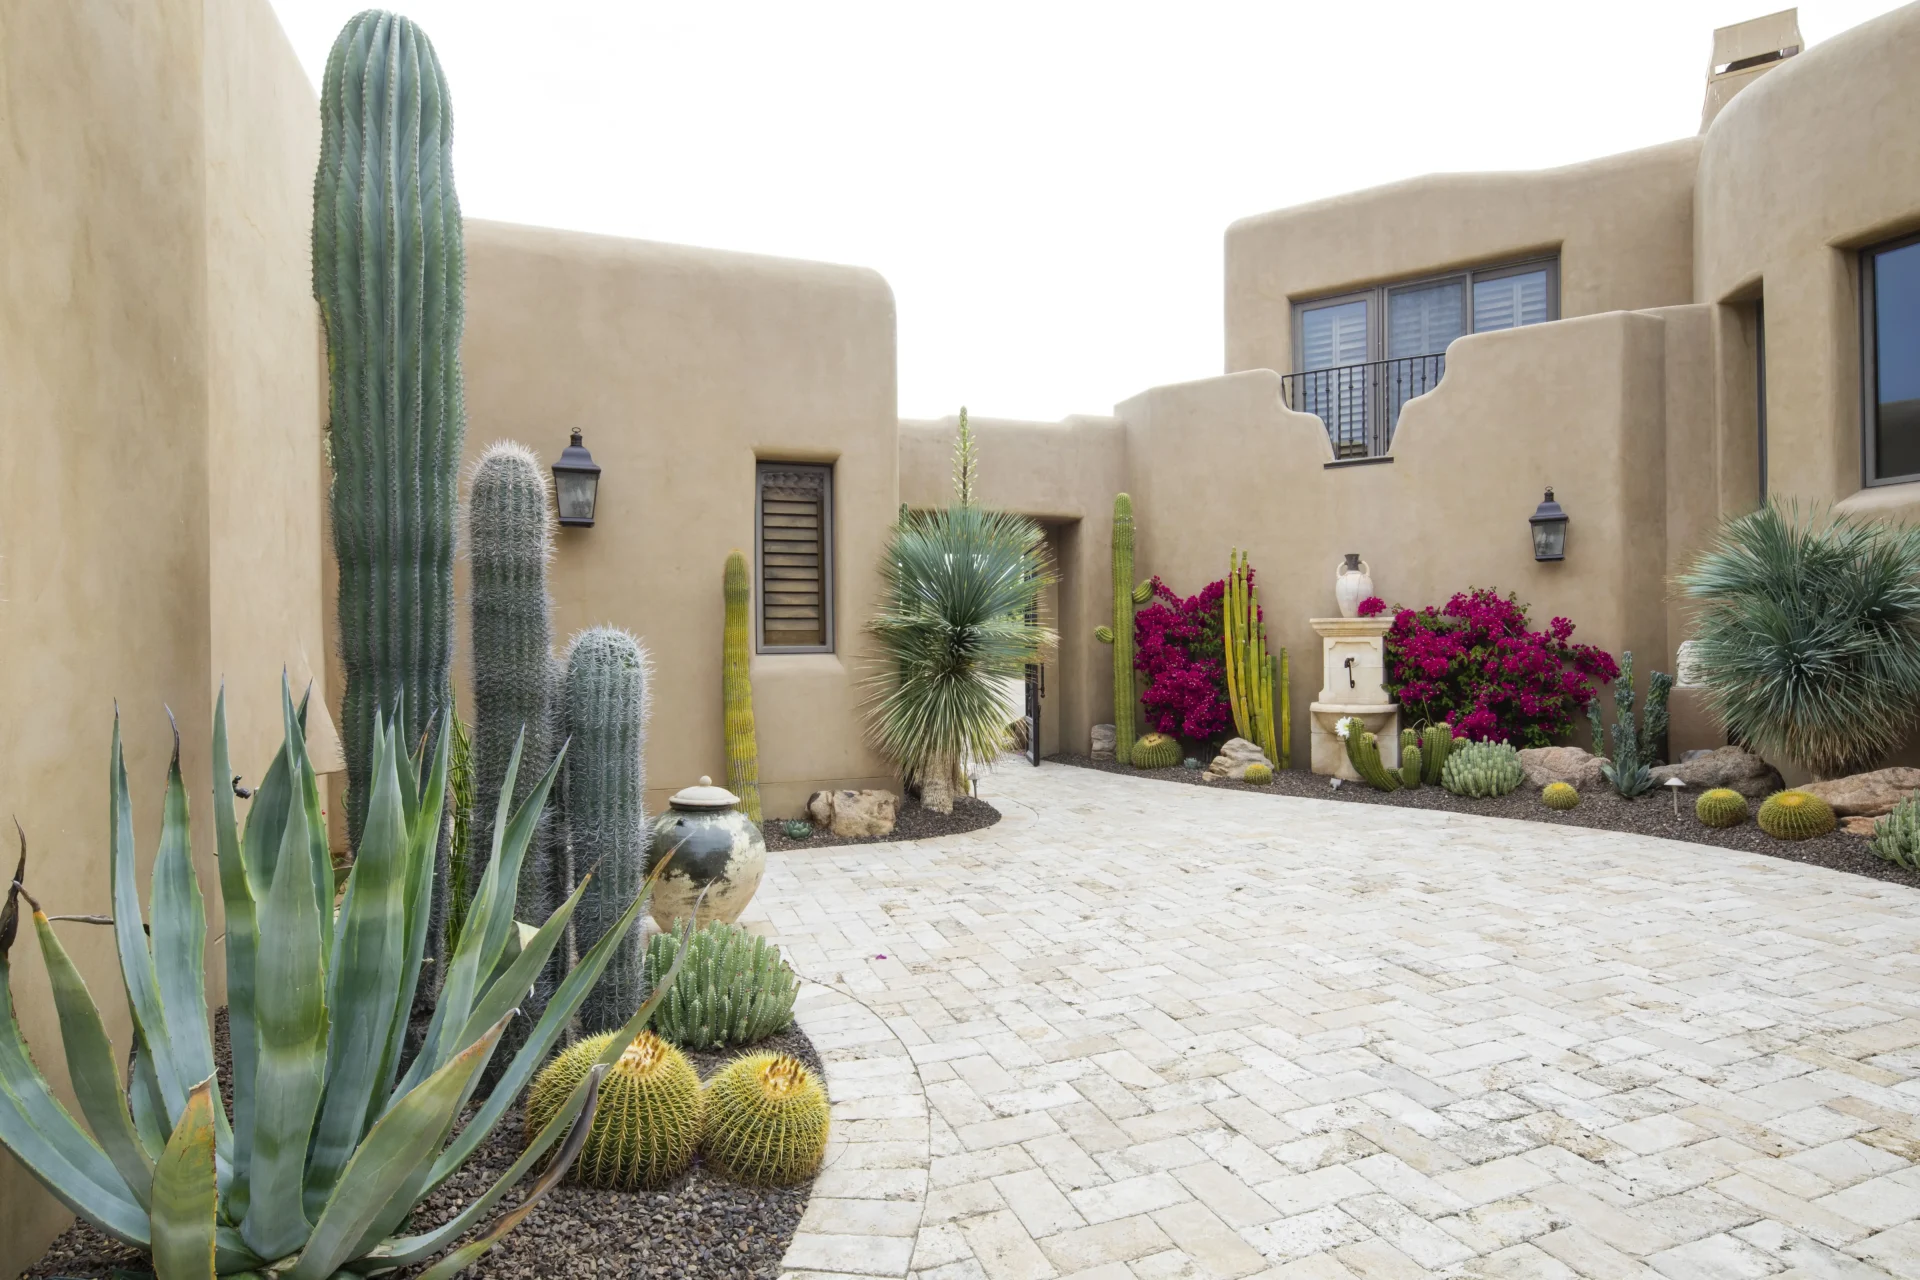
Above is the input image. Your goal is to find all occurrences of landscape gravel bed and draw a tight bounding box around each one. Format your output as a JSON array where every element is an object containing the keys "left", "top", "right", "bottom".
[
  {"left": 1055, "top": 752, "right": 1920, "bottom": 891},
  {"left": 764, "top": 792, "right": 998, "bottom": 851},
  {"left": 25, "top": 1026, "right": 824, "bottom": 1280}
]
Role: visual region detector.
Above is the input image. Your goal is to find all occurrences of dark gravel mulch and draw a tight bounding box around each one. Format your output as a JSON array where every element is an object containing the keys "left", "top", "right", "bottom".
[
  {"left": 25, "top": 1026, "right": 825, "bottom": 1280},
  {"left": 1054, "top": 753, "right": 1920, "bottom": 892},
  {"left": 765, "top": 792, "right": 999, "bottom": 851}
]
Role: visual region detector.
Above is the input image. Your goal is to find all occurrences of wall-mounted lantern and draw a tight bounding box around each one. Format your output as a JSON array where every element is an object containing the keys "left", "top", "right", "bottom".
[
  {"left": 1529, "top": 487, "right": 1569, "bottom": 561},
  {"left": 552, "top": 429, "right": 602, "bottom": 528}
]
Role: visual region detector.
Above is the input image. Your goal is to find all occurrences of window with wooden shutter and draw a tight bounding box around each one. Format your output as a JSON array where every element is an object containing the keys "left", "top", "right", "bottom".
[{"left": 756, "top": 463, "right": 833, "bottom": 652}]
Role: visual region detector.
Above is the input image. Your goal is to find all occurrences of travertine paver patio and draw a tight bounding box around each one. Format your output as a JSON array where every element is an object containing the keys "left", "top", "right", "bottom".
[{"left": 755, "top": 762, "right": 1920, "bottom": 1280}]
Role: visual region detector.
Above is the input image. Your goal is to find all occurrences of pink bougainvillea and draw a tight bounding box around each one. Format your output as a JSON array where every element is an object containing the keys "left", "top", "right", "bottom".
[
  {"left": 1133, "top": 576, "right": 1233, "bottom": 740},
  {"left": 1357, "top": 596, "right": 1386, "bottom": 617},
  {"left": 1384, "top": 588, "right": 1618, "bottom": 748}
]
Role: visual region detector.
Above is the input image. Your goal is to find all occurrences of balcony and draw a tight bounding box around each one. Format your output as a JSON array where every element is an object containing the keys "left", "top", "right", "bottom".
[{"left": 1280, "top": 354, "right": 1447, "bottom": 460}]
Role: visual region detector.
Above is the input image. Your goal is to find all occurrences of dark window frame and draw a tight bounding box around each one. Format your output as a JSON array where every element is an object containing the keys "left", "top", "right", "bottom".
[
  {"left": 754, "top": 461, "right": 835, "bottom": 654},
  {"left": 1292, "top": 254, "right": 1561, "bottom": 372},
  {"left": 1863, "top": 230, "right": 1920, "bottom": 486}
]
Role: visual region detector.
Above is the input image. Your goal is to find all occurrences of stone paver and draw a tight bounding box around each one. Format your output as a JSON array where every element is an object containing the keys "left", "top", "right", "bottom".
[{"left": 769, "top": 763, "right": 1920, "bottom": 1279}]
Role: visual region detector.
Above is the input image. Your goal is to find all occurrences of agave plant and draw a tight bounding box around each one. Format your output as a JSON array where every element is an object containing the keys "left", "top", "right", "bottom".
[
  {"left": 0, "top": 682, "right": 696, "bottom": 1278},
  {"left": 1680, "top": 502, "right": 1920, "bottom": 778},
  {"left": 865, "top": 503, "right": 1054, "bottom": 812}
]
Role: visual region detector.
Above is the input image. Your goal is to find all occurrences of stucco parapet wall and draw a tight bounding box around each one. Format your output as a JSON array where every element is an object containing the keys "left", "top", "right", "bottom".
[{"left": 898, "top": 413, "right": 1125, "bottom": 517}]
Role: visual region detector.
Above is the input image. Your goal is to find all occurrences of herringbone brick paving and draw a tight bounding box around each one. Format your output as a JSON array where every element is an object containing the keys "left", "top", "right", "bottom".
[{"left": 765, "top": 763, "right": 1920, "bottom": 1280}]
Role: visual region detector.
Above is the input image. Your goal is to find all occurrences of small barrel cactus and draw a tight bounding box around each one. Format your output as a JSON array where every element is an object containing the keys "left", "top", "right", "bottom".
[
  {"left": 1132, "top": 732, "right": 1181, "bottom": 769},
  {"left": 1695, "top": 787, "right": 1749, "bottom": 828},
  {"left": 525, "top": 1030, "right": 703, "bottom": 1189},
  {"left": 702, "top": 1052, "right": 830, "bottom": 1186},
  {"left": 1870, "top": 794, "right": 1920, "bottom": 869},
  {"left": 782, "top": 819, "right": 814, "bottom": 839},
  {"left": 1757, "top": 790, "right": 1836, "bottom": 840},
  {"left": 643, "top": 921, "right": 799, "bottom": 1050},
  {"left": 1340, "top": 719, "right": 1400, "bottom": 792},
  {"left": 1420, "top": 723, "right": 1454, "bottom": 785},
  {"left": 1400, "top": 744, "right": 1423, "bottom": 790},
  {"left": 1541, "top": 782, "right": 1580, "bottom": 810},
  {"left": 1440, "top": 740, "right": 1524, "bottom": 798},
  {"left": 1242, "top": 762, "right": 1273, "bottom": 785}
]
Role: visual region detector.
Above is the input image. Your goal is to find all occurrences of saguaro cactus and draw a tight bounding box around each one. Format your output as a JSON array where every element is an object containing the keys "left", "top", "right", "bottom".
[
  {"left": 314, "top": 12, "right": 465, "bottom": 963},
  {"left": 1093, "top": 495, "right": 1139, "bottom": 764},
  {"left": 564, "top": 627, "right": 652, "bottom": 1032},
  {"left": 723, "top": 551, "right": 762, "bottom": 823}
]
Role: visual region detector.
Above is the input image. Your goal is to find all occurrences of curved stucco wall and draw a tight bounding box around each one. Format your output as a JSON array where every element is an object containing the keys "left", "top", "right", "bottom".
[
  {"left": 1696, "top": 0, "right": 1920, "bottom": 513},
  {"left": 1225, "top": 139, "right": 1700, "bottom": 377}
]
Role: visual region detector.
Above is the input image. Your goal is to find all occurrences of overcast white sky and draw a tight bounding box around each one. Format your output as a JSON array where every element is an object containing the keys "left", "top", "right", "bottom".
[{"left": 267, "top": 1, "right": 1903, "bottom": 421}]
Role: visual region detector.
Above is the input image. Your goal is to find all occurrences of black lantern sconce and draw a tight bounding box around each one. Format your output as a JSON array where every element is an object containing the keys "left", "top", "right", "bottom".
[
  {"left": 552, "top": 429, "right": 602, "bottom": 528},
  {"left": 1529, "top": 486, "right": 1569, "bottom": 561}
]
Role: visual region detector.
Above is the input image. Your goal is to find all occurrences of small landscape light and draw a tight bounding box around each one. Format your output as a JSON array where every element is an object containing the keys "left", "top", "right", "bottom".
[
  {"left": 1529, "top": 487, "right": 1569, "bottom": 561},
  {"left": 551, "top": 429, "right": 602, "bottom": 528},
  {"left": 1665, "top": 774, "right": 1686, "bottom": 816}
]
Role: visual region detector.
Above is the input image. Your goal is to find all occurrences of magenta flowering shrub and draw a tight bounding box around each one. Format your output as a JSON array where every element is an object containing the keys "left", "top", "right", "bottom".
[
  {"left": 1384, "top": 588, "right": 1619, "bottom": 748},
  {"left": 1133, "top": 576, "right": 1233, "bottom": 740},
  {"left": 1358, "top": 596, "right": 1386, "bottom": 618}
]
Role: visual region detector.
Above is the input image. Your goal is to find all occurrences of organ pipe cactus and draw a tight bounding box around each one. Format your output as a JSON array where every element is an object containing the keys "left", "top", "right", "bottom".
[
  {"left": 1093, "top": 495, "right": 1140, "bottom": 765},
  {"left": 1339, "top": 718, "right": 1400, "bottom": 792},
  {"left": 1224, "top": 551, "right": 1279, "bottom": 767},
  {"left": 1420, "top": 723, "right": 1454, "bottom": 785},
  {"left": 564, "top": 626, "right": 653, "bottom": 1033},
  {"left": 0, "top": 681, "right": 699, "bottom": 1277},
  {"left": 723, "top": 551, "right": 762, "bottom": 823}
]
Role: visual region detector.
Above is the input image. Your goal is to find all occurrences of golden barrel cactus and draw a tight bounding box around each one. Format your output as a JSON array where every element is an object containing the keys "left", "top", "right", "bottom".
[
  {"left": 525, "top": 1031, "right": 703, "bottom": 1189},
  {"left": 1541, "top": 782, "right": 1580, "bottom": 810},
  {"left": 1756, "top": 790, "right": 1836, "bottom": 841},
  {"left": 701, "top": 1052, "right": 830, "bottom": 1186},
  {"left": 1695, "top": 787, "right": 1749, "bottom": 828}
]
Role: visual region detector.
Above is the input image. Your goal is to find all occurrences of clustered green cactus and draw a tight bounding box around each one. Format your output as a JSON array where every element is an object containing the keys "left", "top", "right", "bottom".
[
  {"left": 1242, "top": 761, "right": 1273, "bottom": 785},
  {"left": 526, "top": 1031, "right": 703, "bottom": 1189},
  {"left": 1696, "top": 787, "right": 1750, "bottom": 828},
  {"left": 564, "top": 627, "right": 653, "bottom": 1033},
  {"left": 1588, "top": 651, "right": 1674, "bottom": 798},
  {"left": 1132, "top": 732, "right": 1181, "bottom": 770},
  {"left": 723, "top": 551, "right": 763, "bottom": 823},
  {"left": 1418, "top": 723, "right": 1454, "bottom": 784},
  {"left": 1870, "top": 793, "right": 1920, "bottom": 868},
  {"left": 643, "top": 922, "right": 799, "bottom": 1051},
  {"left": 1757, "top": 789, "right": 1836, "bottom": 840},
  {"left": 1340, "top": 718, "right": 1400, "bottom": 792},
  {"left": 701, "top": 1053, "right": 831, "bottom": 1187},
  {"left": 1093, "top": 495, "right": 1142, "bottom": 765},
  {"left": 1398, "top": 730, "right": 1422, "bottom": 789},
  {"left": 1224, "top": 550, "right": 1280, "bottom": 766},
  {"left": 1441, "top": 740, "right": 1524, "bottom": 797},
  {"left": 1542, "top": 782, "right": 1580, "bottom": 810}
]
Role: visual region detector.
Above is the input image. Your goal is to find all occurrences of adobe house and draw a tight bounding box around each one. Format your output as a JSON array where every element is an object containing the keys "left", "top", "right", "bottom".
[{"left": 2, "top": 1, "right": 1917, "bottom": 1265}]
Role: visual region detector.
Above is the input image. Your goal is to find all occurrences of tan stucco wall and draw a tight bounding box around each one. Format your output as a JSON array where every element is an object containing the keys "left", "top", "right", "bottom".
[
  {"left": 455, "top": 222, "right": 899, "bottom": 821},
  {"left": 1224, "top": 139, "right": 1701, "bottom": 378},
  {"left": 0, "top": 0, "right": 324, "bottom": 1269},
  {"left": 1697, "top": 1, "right": 1920, "bottom": 516}
]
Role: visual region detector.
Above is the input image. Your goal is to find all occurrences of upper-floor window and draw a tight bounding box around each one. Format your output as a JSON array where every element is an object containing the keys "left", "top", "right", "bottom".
[
  {"left": 756, "top": 462, "right": 833, "bottom": 652},
  {"left": 1864, "top": 234, "right": 1920, "bottom": 484}
]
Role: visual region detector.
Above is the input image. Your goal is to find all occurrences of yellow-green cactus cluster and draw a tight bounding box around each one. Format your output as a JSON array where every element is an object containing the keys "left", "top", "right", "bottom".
[
  {"left": 1242, "top": 762, "right": 1273, "bottom": 785},
  {"left": 525, "top": 1031, "right": 704, "bottom": 1189},
  {"left": 1541, "top": 782, "right": 1580, "bottom": 810},
  {"left": 1132, "top": 732, "right": 1181, "bottom": 770},
  {"left": 702, "top": 1052, "right": 831, "bottom": 1186},
  {"left": 1695, "top": 787, "right": 1749, "bottom": 828},
  {"left": 1756, "top": 790, "right": 1836, "bottom": 840}
]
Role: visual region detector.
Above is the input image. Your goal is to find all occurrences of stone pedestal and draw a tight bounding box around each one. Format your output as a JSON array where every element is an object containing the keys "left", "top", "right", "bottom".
[{"left": 1307, "top": 617, "right": 1400, "bottom": 780}]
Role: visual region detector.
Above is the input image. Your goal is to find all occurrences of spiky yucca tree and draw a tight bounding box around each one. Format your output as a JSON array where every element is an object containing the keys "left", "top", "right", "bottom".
[
  {"left": 1680, "top": 502, "right": 1920, "bottom": 778},
  {"left": 865, "top": 505, "right": 1054, "bottom": 812},
  {"left": 0, "top": 682, "right": 699, "bottom": 1277}
]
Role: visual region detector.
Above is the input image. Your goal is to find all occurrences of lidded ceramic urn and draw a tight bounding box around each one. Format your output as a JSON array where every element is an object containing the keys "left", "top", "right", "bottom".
[
  {"left": 645, "top": 775, "right": 767, "bottom": 932},
  {"left": 1334, "top": 553, "right": 1374, "bottom": 618}
]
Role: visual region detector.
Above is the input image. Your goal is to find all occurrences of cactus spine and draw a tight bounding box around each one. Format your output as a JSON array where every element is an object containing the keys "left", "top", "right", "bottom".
[
  {"left": 564, "top": 627, "right": 651, "bottom": 1032},
  {"left": 525, "top": 1031, "right": 702, "bottom": 1189},
  {"left": 723, "top": 551, "right": 762, "bottom": 823},
  {"left": 1132, "top": 733, "right": 1181, "bottom": 770},
  {"left": 1225, "top": 551, "right": 1279, "bottom": 766},
  {"left": 1541, "top": 782, "right": 1580, "bottom": 810},
  {"left": 702, "top": 1053, "right": 831, "bottom": 1186},
  {"left": 1104, "top": 496, "right": 1138, "bottom": 764},
  {"left": 644, "top": 922, "right": 799, "bottom": 1050},
  {"left": 1341, "top": 719, "right": 1400, "bottom": 792},
  {"left": 1420, "top": 723, "right": 1454, "bottom": 785},
  {"left": 1756, "top": 789, "right": 1836, "bottom": 840},
  {"left": 1696, "top": 787, "right": 1749, "bottom": 828},
  {"left": 315, "top": 11, "right": 466, "bottom": 965}
]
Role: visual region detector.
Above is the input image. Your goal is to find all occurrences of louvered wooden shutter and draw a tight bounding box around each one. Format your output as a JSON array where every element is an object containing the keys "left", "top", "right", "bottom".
[{"left": 757, "top": 464, "right": 832, "bottom": 650}]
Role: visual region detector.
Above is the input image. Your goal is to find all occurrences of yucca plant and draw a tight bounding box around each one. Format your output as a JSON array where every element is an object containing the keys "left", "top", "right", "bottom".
[
  {"left": 1680, "top": 503, "right": 1920, "bottom": 779},
  {"left": 0, "top": 681, "right": 698, "bottom": 1278},
  {"left": 864, "top": 503, "right": 1055, "bottom": 812}
]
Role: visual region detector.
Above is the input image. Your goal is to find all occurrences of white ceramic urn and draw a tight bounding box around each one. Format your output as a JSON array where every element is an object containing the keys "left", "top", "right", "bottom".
[{"left": 1334, "top": 554, "right": 1374, "bottom": 618}]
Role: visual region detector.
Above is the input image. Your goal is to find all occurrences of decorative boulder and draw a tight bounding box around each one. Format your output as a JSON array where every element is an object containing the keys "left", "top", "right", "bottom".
[
  {"left": 1516, "top": 746, "right": 1607, "bottom": 792},
  {"left": 1204, "top": 737, "right": 1272, "bottom": 782},
  {"left": 1798, "top": 768, "right": 1920, "bottom": 818},
  {"left": 1648, "top": 745, "right": 1784, "bottom": 799},
  {"left": 804, "top": 789, "right": 898, "bottom": 838},
  {"left": 1091, "top": 723, "right": 1117, "bottom": 761}
]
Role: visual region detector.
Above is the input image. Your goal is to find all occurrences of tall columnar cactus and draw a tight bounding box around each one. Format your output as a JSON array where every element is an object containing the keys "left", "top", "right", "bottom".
[
  {"left": 723, "top": 552, "right": 762, "bottom": 823},
  {"left": 1339, "top": 718, "right": 1400, "bottom": 792},
  {"left": 1275, "top": 649, "right": 1291, "bottom": 770},
  {"left": 1420, "top": 722, "right": 1454, "bottom": 785},
  {"left": 1225, "top": 551, "right": 1279, "bottom": 765},
  {"left": 1094, "top": 495, "right": 1139, "bottom": 765},
  {"left": 1587, "top": 651, "right": 1674, "bottom": 799},
  {"left": 315, "top": 12, "right": 466, "bottom": 969},
  {"left": 564, "top": 627, "right": 652, "bottom": 1033}
]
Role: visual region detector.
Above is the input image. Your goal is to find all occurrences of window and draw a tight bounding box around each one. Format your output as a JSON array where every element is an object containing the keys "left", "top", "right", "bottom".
[
  {"left": 1293, "top": 255, "right": 1560, "bottom": 370},
  {"left": 756, "top": 463, "right": 833, "bottom": 652},
  {"left": 1864, "top": 234, "right": 1920, "bottom": 484}
]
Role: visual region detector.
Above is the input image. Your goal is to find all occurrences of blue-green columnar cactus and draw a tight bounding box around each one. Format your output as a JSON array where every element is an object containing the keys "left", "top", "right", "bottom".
[
  {"left": 1588, "top": 651, "right": 1674, "bottom": 798},
  {"left": 314, "top": 11, "right": 466, "bottom": 968},
  {"left": 564, "top": 627, "right": 652, "bottom": 1032}
]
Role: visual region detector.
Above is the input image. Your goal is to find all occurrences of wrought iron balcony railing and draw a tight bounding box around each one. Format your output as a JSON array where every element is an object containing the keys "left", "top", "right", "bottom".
[{"left": 1280, "top": 354, "right": 1447, "bottom": 459}]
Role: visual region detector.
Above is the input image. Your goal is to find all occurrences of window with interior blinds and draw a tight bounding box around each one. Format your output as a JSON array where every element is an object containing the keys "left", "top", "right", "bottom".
[
  {"left": 756, "top": 463, "right": 832, "bottom": 651},
  {"left": 1472, "top": 270, "right": 1550, "bottom": 333}
]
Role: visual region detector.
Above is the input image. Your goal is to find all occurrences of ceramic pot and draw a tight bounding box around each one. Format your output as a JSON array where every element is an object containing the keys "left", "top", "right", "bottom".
[
  {"left": 645, "top": 775, "right": 766, "bottom": 932},
  {"left": 1334, "top": 553, "right": 1373, "bottom": 618}
]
